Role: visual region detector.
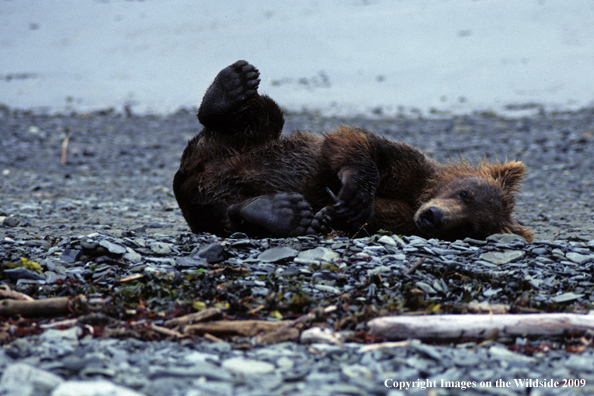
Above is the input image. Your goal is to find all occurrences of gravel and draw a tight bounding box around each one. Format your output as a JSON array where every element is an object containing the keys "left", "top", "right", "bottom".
[{"left": 1, "top": 105, "right": 594, "bottom": 395}]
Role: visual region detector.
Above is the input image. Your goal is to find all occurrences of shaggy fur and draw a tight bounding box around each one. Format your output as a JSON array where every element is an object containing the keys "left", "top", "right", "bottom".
[{"left": 173, "top": 60, "right": 533, "bottom": 242}]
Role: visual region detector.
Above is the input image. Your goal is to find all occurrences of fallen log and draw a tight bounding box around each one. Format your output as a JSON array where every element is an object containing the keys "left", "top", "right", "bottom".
[{"left": 367, "top": 313, "right": 594, "bottom": 341}]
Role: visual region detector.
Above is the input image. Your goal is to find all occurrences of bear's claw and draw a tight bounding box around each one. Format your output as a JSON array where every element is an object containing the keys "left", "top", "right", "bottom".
[{"left": 333, "top": 190, "right": 373, "bottom": 230}]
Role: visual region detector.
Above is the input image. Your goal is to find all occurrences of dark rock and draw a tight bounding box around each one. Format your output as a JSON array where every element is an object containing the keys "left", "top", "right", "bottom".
[
  {"left": 193, "top": 243, "right": 226, "bottom": 263},
  {"left": 175, "top": 256, "right": 208, "bottom": 269},
  {"left": 2, "top": 216, "right": 20, "bottom": 227},
  {"left": 59, "top": 249, "right": 82, "bottom": 264},
  {"left": 3, "top": 267, "right": 45, "bottom": 281}
]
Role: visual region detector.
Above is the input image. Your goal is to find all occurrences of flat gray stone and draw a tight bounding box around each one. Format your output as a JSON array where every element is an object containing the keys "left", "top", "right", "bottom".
[
  {"left": 551, "top": 292, "right": 584, "bottom": 303},
  {"left": 51, "top": 380, "right": 144, "bottom": 396},
  {"left": 0, "top": 363, "right": 64, "bottom": 395},
  {"left": 258, "top": 246, "right": 298, "bottom": 262},
  {"left": 479, "top": 250, "right": 525, "bottom": 264},
  {"left": 221, "top": 357, "right": 275, "bottom": 375},
  {"left": 377, "top": 235, "right": 397, "bottom": 246},
  {"left": 40, "top": 327, "right": 81, "bottom": 345},
  {"left": 149, "top": 242, "right": 173, "bottom": 254},
  {"left": 314, "top": 284, "right": 341, "bottom": 294},
  {"left": 123, "top": 248, "right": 142, "bottom": 263},
  {"left": 566, "top": 252, "right": 594, "bottom": 264},
  {"left": 296, "top": 247, "right": 339, "bottom": 263},
  {"left": 98, "top": 239, "right": 127, "bottom": 255}
]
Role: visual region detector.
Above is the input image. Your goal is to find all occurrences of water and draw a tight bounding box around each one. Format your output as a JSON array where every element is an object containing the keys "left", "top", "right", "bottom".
[{"left": 1, "top": 0, "right": 593, "bottom": 116}]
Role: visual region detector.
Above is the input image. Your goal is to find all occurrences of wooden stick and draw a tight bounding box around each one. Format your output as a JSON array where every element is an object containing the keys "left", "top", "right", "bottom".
[
  {"left": 203, "top": 333, "right": 225, "bottom": 342},
  {"left": 368, "top": 313, "right": 594, "bottom": 341},
  {"left": 255, "top": 327, "right": 300, "bottom": 345},
  {"left": 0, "top": 285, "right": 34, "bottom": 301},
  {"left": 130, "top": 320, "right": 185, "bottom": 338},
  {"left": 253, "top": 305, "right": 337, "bottom": 345},
  {"left": 119, "top": 274, "right": 143, "bottom": 283},
  {"left": 404, "top": 257, "right": 426, "bottom": 275},
  {"left": 300, "top": 327, "right": 344, "bottom": 345},
  {"left": 184, "top": 320, "right": 285, "bottom": 336},
  {"left": 466, "top": 302, "right": 510, "bottom": 314},
  {"left": 40, "top": 318, "right": 78, "bottom": 329},
  {"left": 359, "top": 340, "right": 412, "bottom": 352},
  {"left": 61, "top": 128, "right": 70, "bottom": 165},
  {"left": 164, "top": 307, "right": 224, "bottom": 328}
]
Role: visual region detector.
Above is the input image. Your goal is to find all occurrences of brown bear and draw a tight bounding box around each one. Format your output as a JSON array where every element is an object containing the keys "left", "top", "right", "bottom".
[{"left": 173, "top": 60, "right": 533, "bottom": 242}]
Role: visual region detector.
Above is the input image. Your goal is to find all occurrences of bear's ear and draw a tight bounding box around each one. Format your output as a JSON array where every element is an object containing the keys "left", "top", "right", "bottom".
[{"left": 487, "top": 160, "right": 526, "bottom": 192}]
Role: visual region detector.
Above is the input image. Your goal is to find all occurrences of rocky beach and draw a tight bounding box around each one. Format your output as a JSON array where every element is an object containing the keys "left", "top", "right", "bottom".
[{"left": 1, "top": 106, "right": 594, "bottom": 395}]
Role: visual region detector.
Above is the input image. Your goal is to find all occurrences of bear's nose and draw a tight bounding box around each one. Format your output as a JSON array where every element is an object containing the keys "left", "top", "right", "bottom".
[{"left": 417, "top": 207, "right": 443, "bottom": 229}]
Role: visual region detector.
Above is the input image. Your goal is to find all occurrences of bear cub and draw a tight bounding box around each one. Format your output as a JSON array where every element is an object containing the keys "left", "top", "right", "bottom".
[{"left": 173, "top": 60, "right": 533, "bottom": 242}]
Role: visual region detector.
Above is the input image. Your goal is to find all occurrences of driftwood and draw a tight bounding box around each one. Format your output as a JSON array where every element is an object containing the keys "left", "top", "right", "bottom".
[
  {"left": 254, "top": 305, "right": 338, "bottom": 345},
  {"left": 164, "top": 307, "right": 224, "bottom": 328},
  {"left": 184, "top": 320, "right": 285, "bottom": 336},
  {"left": 368, "top": 313, "right": 594, "bottom": 341},
  {"left": 465, "top": 302, "right": 510, "bottom": 314},
  {"left": 404, "top": 257, "right": 426, "bottom": 275},
  {"left": 300, "top": 327, "right": 344, "bottom": 346},
  {"left": 0, "top": 285, "right": 34, "bottom": 301},
  {"left": 359, "top": 340, "right": 412, "bottom": 352},
  {"left": 0, "top": 296, "right": 82, "bottom": 317},
  {"left": 61, "top": 127, "right": 70, "bottom": 164},
  {"left": 254, "top": 327, "right": 300, "bottom": 345}
]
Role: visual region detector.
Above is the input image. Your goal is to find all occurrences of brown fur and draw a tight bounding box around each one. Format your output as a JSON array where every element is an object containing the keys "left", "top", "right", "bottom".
[{"left": 173, "top": 61, "right": 533, "bottom": 242}]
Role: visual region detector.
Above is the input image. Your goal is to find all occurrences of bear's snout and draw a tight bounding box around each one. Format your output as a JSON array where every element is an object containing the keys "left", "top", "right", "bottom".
[{"left": 416, "top": 206, "right": 443, "bottom": 230}]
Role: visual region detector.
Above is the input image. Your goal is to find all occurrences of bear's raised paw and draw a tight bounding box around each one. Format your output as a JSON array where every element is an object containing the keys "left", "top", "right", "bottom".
[{"left": 198, "top": 60, "right": 260, "bottom": 127}]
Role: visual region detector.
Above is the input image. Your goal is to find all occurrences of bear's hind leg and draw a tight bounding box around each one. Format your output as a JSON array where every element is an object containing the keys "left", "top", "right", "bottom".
[
  {"left": 198, "top": 60, "right": 260, "bottom": 128},
  {"left": 228, "top": 193, "right": 329, "bottom": 238}
]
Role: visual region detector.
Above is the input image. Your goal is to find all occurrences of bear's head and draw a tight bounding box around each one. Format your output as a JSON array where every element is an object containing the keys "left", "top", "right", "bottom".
[{"left": 414, "top": 160, "right": 533, "bottom": 242}]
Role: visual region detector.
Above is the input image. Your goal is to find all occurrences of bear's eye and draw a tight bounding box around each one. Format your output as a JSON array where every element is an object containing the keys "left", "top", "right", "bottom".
[{"left": 460, "top": 190, "right": 469, "bottom": 200}]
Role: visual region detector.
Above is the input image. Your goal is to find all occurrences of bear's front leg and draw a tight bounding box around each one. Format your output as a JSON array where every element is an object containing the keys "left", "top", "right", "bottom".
[
  {"left": 330, "top": 164, "right": 379, "bottom": 230},
  {"left": 228, "top": 193, "right": 330, "bottom": 238}
]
